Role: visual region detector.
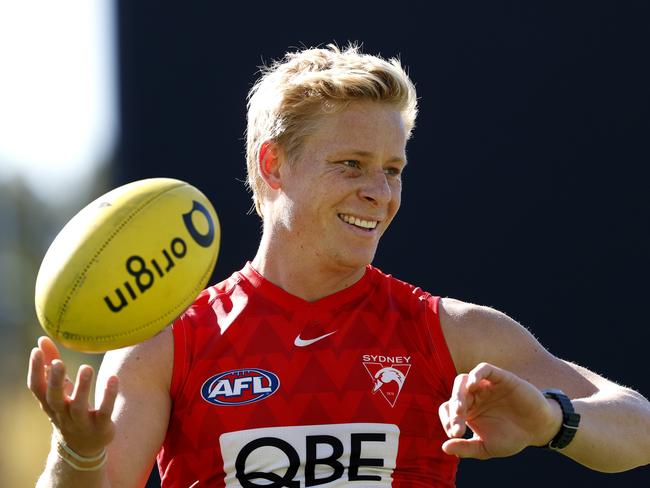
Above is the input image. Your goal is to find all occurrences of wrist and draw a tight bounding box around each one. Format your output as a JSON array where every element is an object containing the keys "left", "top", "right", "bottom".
[
  {"left": 533, "top": 396, "right": 563, "bottom": 447},
  {"left": 53, "top": 431, "right": 107, "bottom": 472},
  {"left": 537, "top": 389, "right": 581, "bottom": 450}
]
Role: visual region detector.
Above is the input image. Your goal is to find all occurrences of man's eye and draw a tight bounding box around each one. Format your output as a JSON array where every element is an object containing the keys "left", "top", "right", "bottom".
[
  {"left": 342, "top": 160, "right": 361, "bottom": 169},
  {"left": 384, "top": 167, "right": 402, "bottom": 176}
]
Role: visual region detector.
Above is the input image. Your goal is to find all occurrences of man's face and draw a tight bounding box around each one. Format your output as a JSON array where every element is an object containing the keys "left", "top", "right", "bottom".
[{"left": 276, "top": 100, "right": 407, "bottom": 272}]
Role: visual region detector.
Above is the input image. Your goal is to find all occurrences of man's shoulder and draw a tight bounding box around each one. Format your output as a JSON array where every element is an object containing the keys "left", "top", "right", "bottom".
[
  {"left": 180, "top": 266, "right": 248, "bottom": 318},
  {"left": 438, "top": 298, "right": 524, "bottom": 334},
  {"left": 367, "top": 265, "right": 431, "bottom": 300},
  {"left": 439, "top": 297, "right": 495, "bottom": 323},
  {"left": 438, "top": 297, "right": 538, "bottom": 373},
  {"left": 366, "top": 269, "right": 502, "bottom": 323}
]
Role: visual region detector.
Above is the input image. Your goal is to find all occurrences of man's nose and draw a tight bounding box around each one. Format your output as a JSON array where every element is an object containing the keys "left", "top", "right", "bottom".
[{"left": 358, "top": 170, "right": 392, "bottom": 206}]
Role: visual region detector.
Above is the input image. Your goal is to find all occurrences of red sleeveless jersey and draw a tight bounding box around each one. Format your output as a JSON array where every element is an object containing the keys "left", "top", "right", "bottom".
[{"left": 158, "top": 263, "right": 459, "bottom": 487}]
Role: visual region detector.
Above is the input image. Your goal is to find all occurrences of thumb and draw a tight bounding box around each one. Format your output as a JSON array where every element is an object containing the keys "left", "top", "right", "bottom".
[{"left": 442, "top": 437, "right": 490, "bottom": 460}]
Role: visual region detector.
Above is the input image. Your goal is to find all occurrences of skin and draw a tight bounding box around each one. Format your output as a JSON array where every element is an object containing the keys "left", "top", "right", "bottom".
[
  {"left": 252, "top": 101, "right": 407, "bottom": 299},
  {"left": 437, "top": 299, "right": 650, "bottom": 467},
  {"left": 28, "top": 101, "right": 650, "bottom": 487}
]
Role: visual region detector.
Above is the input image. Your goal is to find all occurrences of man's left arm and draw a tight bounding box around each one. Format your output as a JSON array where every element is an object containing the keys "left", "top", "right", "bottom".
[{"left": 438, "top": 298, "right": 650, "bottom": 472}]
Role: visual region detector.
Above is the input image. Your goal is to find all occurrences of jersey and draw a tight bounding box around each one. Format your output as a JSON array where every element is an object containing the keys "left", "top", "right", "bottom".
[{"left": 158, "top": 262, "right": 459, "bottom": 487}]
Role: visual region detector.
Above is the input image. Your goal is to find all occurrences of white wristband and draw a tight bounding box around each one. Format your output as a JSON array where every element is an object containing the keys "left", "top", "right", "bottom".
[
  {"left": 57, "top": 450, "right": 107, "bottom": 472},
  {"left": 53, "top": 431, "right": 107, "bottom": 471}
]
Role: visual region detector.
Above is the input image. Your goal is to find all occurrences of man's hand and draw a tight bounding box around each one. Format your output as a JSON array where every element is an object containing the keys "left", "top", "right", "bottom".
[
  {"left": 439, "top": 362, "right": 562, "bottom": 459},
  {"left": 27, "top": 336, "right": 119, "bottom": 457}
]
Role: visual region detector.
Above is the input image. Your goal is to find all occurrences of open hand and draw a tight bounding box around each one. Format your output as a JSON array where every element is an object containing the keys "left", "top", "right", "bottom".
[
  {"left": 439, "top": 362, "right": 561, "bottom": 459},
  {"left": 27, "top": 336, "right": 119, "bottom": 457}
]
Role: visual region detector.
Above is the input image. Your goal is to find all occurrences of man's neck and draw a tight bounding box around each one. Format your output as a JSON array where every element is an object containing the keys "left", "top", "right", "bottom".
[{"left": 251, "top": 232, "right": 366, "bottom": 302}]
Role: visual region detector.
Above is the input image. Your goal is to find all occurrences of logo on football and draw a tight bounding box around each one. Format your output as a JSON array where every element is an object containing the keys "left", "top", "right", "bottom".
[
  {"left": 34, "top": 177, "right": 220, "bottom": 352},
  {"left": 201, "top": 368, "right": 280, "bottom": 406}
]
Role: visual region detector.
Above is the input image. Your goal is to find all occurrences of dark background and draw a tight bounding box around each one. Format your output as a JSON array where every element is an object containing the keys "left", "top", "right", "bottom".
[{"left": 115, "top": 1, "right": 649, "bottom": 486}]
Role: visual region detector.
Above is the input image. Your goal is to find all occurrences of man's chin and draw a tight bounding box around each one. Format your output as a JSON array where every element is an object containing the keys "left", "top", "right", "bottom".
[{"left": 335, "top": 249, "right": 377, "bottom": 271}]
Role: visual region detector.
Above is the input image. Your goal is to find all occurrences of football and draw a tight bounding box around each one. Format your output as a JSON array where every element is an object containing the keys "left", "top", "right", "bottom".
[{"left": 34, "top": 177, "right": 220, "bottom": 352}]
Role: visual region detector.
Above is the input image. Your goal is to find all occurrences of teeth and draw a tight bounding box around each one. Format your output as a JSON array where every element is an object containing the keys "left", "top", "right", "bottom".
[{"left": 339, "top": 214, "right": 378, "bottom": 229}]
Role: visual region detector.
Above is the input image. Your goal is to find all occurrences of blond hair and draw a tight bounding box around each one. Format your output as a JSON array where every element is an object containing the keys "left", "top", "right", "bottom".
[{"left": 245, "top": 43, "right": 418, "bottom": 217}]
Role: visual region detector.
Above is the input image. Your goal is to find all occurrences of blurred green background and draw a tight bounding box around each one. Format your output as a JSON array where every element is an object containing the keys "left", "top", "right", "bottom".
[{"left": 0, "top": 0, "right": 116, "bottom": 484}]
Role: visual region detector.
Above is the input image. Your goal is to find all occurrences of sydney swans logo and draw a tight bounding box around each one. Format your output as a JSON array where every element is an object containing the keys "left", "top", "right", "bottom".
[{"left": 362, "top": 355, "right": 411, "bottom": 407}]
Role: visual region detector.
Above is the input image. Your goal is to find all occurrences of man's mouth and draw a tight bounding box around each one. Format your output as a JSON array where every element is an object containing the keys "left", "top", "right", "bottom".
[{"left": 338, "top": 213, "right": 379, "bottom": 230}]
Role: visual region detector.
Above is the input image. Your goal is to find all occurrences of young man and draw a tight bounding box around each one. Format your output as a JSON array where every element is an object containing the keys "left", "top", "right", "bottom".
[{"left": 28, "top": 44, "right": 650, "bottom": 487}]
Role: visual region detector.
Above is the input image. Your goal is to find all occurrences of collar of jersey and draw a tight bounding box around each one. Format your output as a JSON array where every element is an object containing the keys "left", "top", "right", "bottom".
[{"left": 239, "top": 261, "right": 375, "bottom": 312}]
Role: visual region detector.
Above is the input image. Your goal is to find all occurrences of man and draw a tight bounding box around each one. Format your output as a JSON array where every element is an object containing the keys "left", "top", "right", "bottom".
[{"left": 28, "top": 44, "right": 650, "bottom": 487}]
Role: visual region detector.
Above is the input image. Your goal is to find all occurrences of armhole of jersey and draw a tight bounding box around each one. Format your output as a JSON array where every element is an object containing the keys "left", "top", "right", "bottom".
[
  {"left": 424, "top": 295, "right": 458, "bottom": 391},
  {"left": 169, "top": 315, "right": 190, "bottom": 401}
]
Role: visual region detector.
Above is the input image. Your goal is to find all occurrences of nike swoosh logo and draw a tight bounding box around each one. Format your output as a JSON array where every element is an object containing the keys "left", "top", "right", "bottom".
[{"left": 294, "top": 330, "right": 337, "bottom": 347}]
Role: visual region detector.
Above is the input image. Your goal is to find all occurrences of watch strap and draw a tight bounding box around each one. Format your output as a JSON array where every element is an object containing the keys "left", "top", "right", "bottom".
[{"left": 542, "top": 388, "right": 581, "bottom": 450}]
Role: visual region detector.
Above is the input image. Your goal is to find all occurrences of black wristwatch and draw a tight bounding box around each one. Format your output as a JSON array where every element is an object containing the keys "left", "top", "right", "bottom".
[{"left": 542, "top": 388, "right": 581, "bottom": 450}]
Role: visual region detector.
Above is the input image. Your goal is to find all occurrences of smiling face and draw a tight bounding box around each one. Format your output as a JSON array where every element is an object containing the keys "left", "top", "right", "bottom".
[{"left": 269, "top": 101, "right": 408, "bottom": 274}]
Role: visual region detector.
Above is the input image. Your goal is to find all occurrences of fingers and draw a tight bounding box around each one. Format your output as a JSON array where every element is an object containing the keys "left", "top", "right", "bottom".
[
  {"left": 27, "top": 346, "right": 43, "bottom": 395},
  {"left": 38, "top": 335, "right": 61, "bottom": 364},
  {"left": 28, "top": 346, "right": 51, "bottom": 412},
  {"left": 439, "top": 373, "right": 470, "bottom": 438},
  {"left": 449, "top": 374, "right": 469, "bottom": 437},
  {"left": 97, "top": 375, "right": 119, "bottom": 422},
  {"left": 442, "top": 436, "right": 490, "bottom": 460},
  {"left": 69, "top": 365, "right": 95, "bottom": 421},
  {"left": 465, "top": 362, "right": 509, "bottom": 392},
  {"left": 28, "top": 346, "right": 73, "bottom": 418},
  {"left": 46, "top": 359, "right": 68, "bottom": 415},
  {"left": 27, "top": 340, "right": 117, "bottom": 456},
  {"left": 28, "top": 336, "right": 62, "bottom": 406},
  {"left": 440, "top": 364, "right": 506, "bottom": 439},
  {"left": 438, "top": 401, "right": 453, "bottom": 436},
  {"left": 63, "top": 375, "right": 75, "bottom": 397}
]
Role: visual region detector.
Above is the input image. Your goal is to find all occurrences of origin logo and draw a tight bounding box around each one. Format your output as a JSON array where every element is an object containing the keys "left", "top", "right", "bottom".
[{"left": 201, "top": 368, "right": 280, "bottom": 406}]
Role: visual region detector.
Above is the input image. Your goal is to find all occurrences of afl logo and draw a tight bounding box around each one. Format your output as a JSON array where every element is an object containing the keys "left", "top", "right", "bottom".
[{"left": 201, "top": 368, "right": 280, "bottom": 406}]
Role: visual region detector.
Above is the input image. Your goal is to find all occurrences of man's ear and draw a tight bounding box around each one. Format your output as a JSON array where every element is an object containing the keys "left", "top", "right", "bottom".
[{"left": 259, "top": 141, "right": 282, "bottom": 190}]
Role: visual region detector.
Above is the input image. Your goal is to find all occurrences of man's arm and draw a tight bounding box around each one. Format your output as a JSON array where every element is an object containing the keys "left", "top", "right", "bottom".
[
  {"left": 28, "top": 327, "right": 173, "bottom": 488},
  {"left": 438, "top": 298, "right": 650, "bottom": 472}
]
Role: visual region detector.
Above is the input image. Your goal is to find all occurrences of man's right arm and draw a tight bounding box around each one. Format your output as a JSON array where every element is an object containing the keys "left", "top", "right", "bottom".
[{"left": 29, "top": 327, "right": 174, "bottom": 488}]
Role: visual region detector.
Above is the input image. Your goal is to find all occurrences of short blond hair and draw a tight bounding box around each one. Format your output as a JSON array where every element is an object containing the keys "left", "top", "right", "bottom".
[{"left": 245, "top": 43, "right": 418, "bottom": 217}]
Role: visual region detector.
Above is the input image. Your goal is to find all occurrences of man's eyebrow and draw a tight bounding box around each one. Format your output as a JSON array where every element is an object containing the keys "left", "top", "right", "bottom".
[{"left": 335, "top": 150, "right": 407, "bottom": 165}]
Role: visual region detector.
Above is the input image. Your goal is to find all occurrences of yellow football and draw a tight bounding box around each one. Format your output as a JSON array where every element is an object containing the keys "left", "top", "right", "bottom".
[{"left": 34, "top": 177, "right": 220, "bottom": 352}]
